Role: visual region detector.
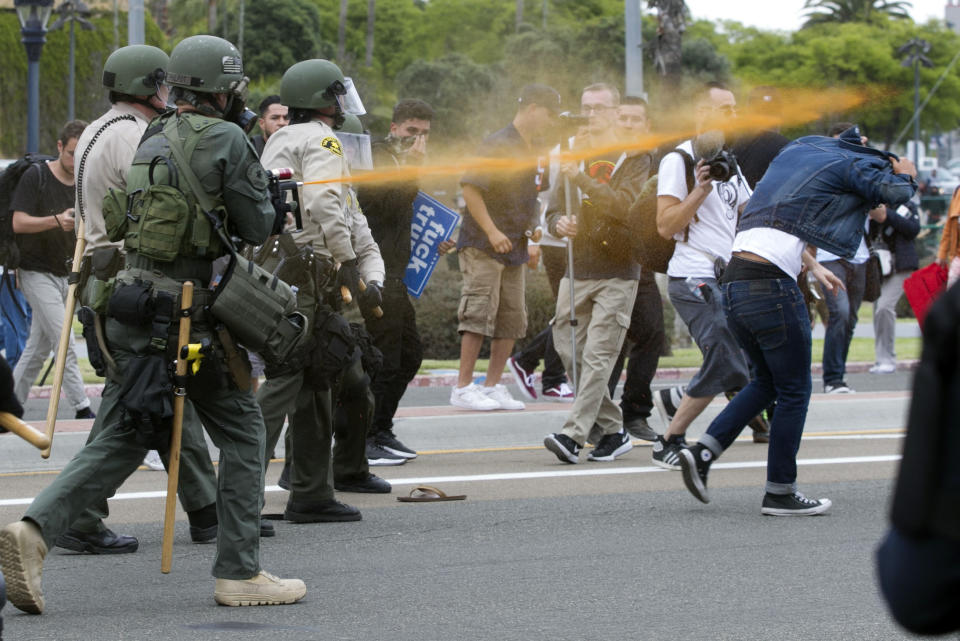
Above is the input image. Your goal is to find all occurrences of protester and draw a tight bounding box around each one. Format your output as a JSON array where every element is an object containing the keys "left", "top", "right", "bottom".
[
  {"left": 676, "top": 124, "right": 916, "bottom": 515},
  {"left": 250, "top": 95, "right": 289, "bottom": 157},
  {"left": 877, "top": 280, "right": 960, "bottom": 635},
  {"left": 604, "top": 96, "right": 664, "bottom": 442},
  {"left": 450, "top": 84, "right": 559, "bottom": 411},
  {"left": 542, "top": 83, "right": 649, "bottom": 464},
  {"left": 357, "top": 99, "right": 435, "bottom": 464},
  {"left": 0, "top": 35, "right": 306, "bottom": 613},
  {"left": 9, "top": 120, "right": 95, "bottom": 419},
  {"left": 868, "top": 201, "right": 919, "bottom": 374},
  {"left": 816, "top": 123, "right": 886, "bottom": 394}
]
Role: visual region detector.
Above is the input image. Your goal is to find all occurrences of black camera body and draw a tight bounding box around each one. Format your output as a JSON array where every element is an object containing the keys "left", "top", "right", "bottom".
[{"left": 704, "top": 149, "right": 739, "bottom": 183}]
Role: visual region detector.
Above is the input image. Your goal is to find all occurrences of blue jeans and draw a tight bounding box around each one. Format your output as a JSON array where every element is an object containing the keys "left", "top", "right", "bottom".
[
  {"left": 0, "top": 271, "right": 31, "bottom": 367},
  {"left": 821, "top": 259, "right": 866, "bottom": 386},
  {"left": 701, "top": 278, "right": 812, "bottom": 493}
]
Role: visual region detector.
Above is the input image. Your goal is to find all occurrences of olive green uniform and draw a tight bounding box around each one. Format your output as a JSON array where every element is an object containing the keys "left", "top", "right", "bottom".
[
  {"left": 25, "top": 111, "right": 274, "bottom": 578},
  {"left": 69, "top": 102, "right": 218, "bottom": 537}
]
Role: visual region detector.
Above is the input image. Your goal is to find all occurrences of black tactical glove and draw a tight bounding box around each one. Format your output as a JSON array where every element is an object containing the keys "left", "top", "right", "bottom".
[
  {"left": 358, "top": 280, "right": 383, "bottom": 319},
  {"left": 0, "top": 356, "right": 23, "bottom": 427},
  {"left": 336, "top": 258, "right": 362, "bottom": 302}
]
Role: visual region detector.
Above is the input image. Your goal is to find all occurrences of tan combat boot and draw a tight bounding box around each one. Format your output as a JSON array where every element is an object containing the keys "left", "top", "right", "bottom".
[
  {"left": 0, "top": 520, "right": 48, "bottom": 614},
  {"left": 214, "top": 570, "right": 307, "bottom": 606}
]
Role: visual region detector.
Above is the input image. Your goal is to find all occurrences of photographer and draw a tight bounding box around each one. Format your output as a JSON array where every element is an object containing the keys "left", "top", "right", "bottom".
[
  {"left": 676, "top": 124, "right": 916, "bottom": 515},
  {"left": 650, "top": 82, "right": 758, "bottom": 471},
  {"left": 542, "top": 83, "right": 650, "bottom": 464}
]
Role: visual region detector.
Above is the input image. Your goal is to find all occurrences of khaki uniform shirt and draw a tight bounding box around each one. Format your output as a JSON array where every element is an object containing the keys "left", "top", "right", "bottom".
[
  {"left": 74, "top": 102, "right": 152, "bottom": 258},
  {"left": 261, "top": 120, "right": 356, "bottom": 263}
]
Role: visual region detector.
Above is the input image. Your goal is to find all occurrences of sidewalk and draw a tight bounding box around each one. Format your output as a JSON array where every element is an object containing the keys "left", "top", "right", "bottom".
[{"left": 25, "top": 359, "right": 919, "bottom": 399}]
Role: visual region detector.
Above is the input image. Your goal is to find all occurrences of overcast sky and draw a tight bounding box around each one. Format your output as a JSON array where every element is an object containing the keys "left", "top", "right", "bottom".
[{"left": 683, "top": 0, "right": 949, "bottom": 32}]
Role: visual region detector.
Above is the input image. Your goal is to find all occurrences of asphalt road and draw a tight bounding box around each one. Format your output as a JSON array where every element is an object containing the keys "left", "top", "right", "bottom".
[{"left": 0, "top": 369, "right": 923, "bottom": 641}]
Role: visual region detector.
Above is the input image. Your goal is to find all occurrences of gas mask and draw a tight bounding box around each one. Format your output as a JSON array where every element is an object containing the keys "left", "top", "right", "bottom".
[{"left": 225, "top": 76, "right": 258, "bottom": 134}]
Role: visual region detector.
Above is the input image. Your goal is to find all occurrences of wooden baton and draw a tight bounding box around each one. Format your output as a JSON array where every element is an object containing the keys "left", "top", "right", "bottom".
[
  {"left": 0, "top": 412, "right": 51, "bottom": 450},
  {"left": 161, "top": 281, "right": 193, "bottom": 574},
  {"left": 42, "top": 214, "right": 87, "bottom": 458}
]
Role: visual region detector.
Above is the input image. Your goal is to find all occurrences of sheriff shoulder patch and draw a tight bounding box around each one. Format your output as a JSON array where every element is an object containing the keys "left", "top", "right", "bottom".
[{"left": 321, "top": 137, "right": 343, "bottom": 156}]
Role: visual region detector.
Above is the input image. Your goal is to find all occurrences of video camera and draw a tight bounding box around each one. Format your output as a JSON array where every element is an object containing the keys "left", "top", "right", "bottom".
[
  {"left": 558, "top": 111, "right": 590, "bottom": 135},
  {"left": 267, "top": 168, "right": 302, "bottom": 235}
]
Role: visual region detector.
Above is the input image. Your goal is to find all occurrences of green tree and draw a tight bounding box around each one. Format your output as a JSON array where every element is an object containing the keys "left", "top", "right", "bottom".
[
  {"left": 802, "top": 0, "right": 912, "bottom": 26},
  {"left": 242, "top": 0, "right": 325, "bottom": 80}
]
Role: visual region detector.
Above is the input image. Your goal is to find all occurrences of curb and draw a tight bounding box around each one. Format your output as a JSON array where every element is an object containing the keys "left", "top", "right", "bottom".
[{"left": 26, "top": 360, "right": 919, "bottom": 400}]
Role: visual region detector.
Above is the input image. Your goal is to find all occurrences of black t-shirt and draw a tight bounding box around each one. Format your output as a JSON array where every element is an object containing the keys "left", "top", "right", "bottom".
[
  {"left": 10, "top": 162, "right": 76, "bottom": 276},
  {"left": 458, "top": 123, "right": 548, "bottom": 265}
]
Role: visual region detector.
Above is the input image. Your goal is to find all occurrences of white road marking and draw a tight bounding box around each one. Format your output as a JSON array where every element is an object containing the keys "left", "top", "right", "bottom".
[{"left": 0, "top": 454, "right": 901, "bottom": 507}]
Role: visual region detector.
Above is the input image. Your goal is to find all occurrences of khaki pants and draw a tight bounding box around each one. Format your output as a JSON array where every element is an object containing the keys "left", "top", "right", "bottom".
[{"left": 553, "top": 277, "right": 637, "bottom": 445}]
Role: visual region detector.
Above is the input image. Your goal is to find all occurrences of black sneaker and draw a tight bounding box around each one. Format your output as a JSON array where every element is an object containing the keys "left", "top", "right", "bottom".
[
  {"left": 375, "top": 430, "right": 417, "bottom": 459},
  {"left": 761, "top": 492, "right": 832, "bottom": 516},
  {"left": 623, "top": 416, "right": 658, "bottom": 442},
  {"left": 544, "top": 433, "right": 581, "bottom": 464},
  {"left": 588, "top": 431, "right": 633, "bottom": 461},
  {"left": 284, "top": 499, "right": 362, "bottom": 523},
  {"left": 335, "top": 473, "right": 392, "bottom": 494},
  {"left": 678, "top": 443, "right": 714, "bottom": 504},
  {"left": 75, "top": 407, "right": 96, "bottom": 420},
  {"left": 366, "top": 438, "right": 406, "bottom": 467},
  {"left": 653, "top": 386, "right": 683, "bottom": 426},
  {"left": 651, "top": 434, "right": 686, "bottom": 470}
]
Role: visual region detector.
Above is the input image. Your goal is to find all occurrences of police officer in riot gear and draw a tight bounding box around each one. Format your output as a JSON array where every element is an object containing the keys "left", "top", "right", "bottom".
[
  {"left": 257, "top": 59, "right": 379, "bottom": 520},
  {"left": 61, "top": 43, "right": 229, "bottom": 556},
  {"left": 0, "top": 35, "right": 306, "bottom": 613}
]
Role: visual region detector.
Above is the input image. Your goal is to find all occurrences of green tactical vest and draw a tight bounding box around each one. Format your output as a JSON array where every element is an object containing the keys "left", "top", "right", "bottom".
[{"left": 120, "top": 112, "right": 226, "bottom": 262}]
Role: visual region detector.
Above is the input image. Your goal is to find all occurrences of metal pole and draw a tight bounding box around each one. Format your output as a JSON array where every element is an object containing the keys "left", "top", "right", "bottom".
[
  {"left": 26, "top": 59, "right": 40, "bottom": 153},
  {"left": 914, "top": 58, "right": 920, "bottom": 167},
  {"left": 112, "top": 0, "right": 118, "bottom": 50},
  {"left": 625, "top": 0, "right": 644, "bottom": 98},
  {"left": 68, "top": 17, "right": 75, "bottom": 121},
  {"left": 563, "top": 175, "right": 577, "bottom": 390},
  {"left": 128, "top": 0, "right": 144, "bottom": 45}
]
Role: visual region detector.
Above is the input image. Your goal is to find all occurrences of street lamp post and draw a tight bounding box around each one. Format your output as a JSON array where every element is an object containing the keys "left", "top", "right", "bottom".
[
  {"left": 51, "top": 1, "right": 95, "bottom": 122},
  {"left": 15, "top": 0, "right": 55, "bottom": 154},
  {"left": 898, "top": 38, "right": 933, "bottom": 167}
]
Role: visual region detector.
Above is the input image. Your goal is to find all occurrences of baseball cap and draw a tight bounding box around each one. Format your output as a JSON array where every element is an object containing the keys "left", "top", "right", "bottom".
[{"left": 517, "top": 84, "right": 562, "bottom": 115}]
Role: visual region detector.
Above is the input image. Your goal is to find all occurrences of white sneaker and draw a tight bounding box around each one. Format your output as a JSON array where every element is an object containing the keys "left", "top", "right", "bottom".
[
  {"left": 214, "top": 569, "right": 307, "bottom": 606},
  {"left": 481, "top": 384, "right": 525, "bottom": 410},
  {"left": 450, "top": 383, "right": 501, "bottom": 411},
  {"left": 142, "top": 450, "right": 165, "bottom": 471},
  {"left": 869, "top": 363, "right": 896, "bottom": 374}
]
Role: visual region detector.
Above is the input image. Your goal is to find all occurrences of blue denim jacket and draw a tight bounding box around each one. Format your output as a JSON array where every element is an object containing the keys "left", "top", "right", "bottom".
[{"left": 739, "top": 128, "right": 917, "bottom": 259}]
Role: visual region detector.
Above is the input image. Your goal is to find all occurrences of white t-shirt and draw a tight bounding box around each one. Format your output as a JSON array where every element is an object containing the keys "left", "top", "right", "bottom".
[
  {"left": 658, "top": 140, "right": 752, "bottom": 278},
  {"left": 816, "top": 217, "right": 870, "bottom": 264},
  {"left": 732, "top": 227, "right": 806, "bottom": 280}
]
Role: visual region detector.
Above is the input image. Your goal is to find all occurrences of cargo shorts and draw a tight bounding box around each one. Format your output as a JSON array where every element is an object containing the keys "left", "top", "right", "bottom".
[{"left": 457, "top": 247, "right": 527, "bottom": 339}]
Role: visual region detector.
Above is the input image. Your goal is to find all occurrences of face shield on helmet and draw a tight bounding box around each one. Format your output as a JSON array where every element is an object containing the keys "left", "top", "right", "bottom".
[
  {"left": 338, "top": 78, "right": 366, "bottom": 116},
  {"left": 337, "top": 132, "right": 373, "bottom": 171}
]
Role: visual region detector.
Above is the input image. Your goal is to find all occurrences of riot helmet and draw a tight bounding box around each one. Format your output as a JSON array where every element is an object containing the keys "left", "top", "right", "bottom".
[
  {"left": 334, "top": 114, "right": 372, "bottom": 171},
  {"left": 102, "top": 45, "right": 169, "bottom": 97},
  {"left": 281, "top": 60, "right": 365, "bottom": 128}
]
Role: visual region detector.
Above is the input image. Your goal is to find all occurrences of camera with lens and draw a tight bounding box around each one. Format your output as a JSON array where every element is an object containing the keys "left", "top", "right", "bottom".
[{"left": 703, "top": 149, "right": 739, "bottom": 183}]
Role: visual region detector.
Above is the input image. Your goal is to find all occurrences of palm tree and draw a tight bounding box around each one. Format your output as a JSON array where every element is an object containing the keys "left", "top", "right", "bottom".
[
  {"left": 365, "top": 0, "right": 375, "bottom": 67},
  {"left": 648, "top": 0, "right": 686, "bottom": 79},
  {"left": 803, "top": 0, "right": 912, "bottom": 26}
]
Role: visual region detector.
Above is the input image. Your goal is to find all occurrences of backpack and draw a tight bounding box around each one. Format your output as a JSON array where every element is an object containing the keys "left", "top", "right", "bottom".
[
  {"left": 629, "top": 148, "right": 695, "bottom": 274},
  {"left": 0, "top": 153, "right": 55, "bottom": 269}
]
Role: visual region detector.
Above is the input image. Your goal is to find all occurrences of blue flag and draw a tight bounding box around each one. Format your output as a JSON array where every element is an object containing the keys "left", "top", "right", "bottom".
[{"left": 404, "top": 192, "right": 460, "bottom": 298}]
